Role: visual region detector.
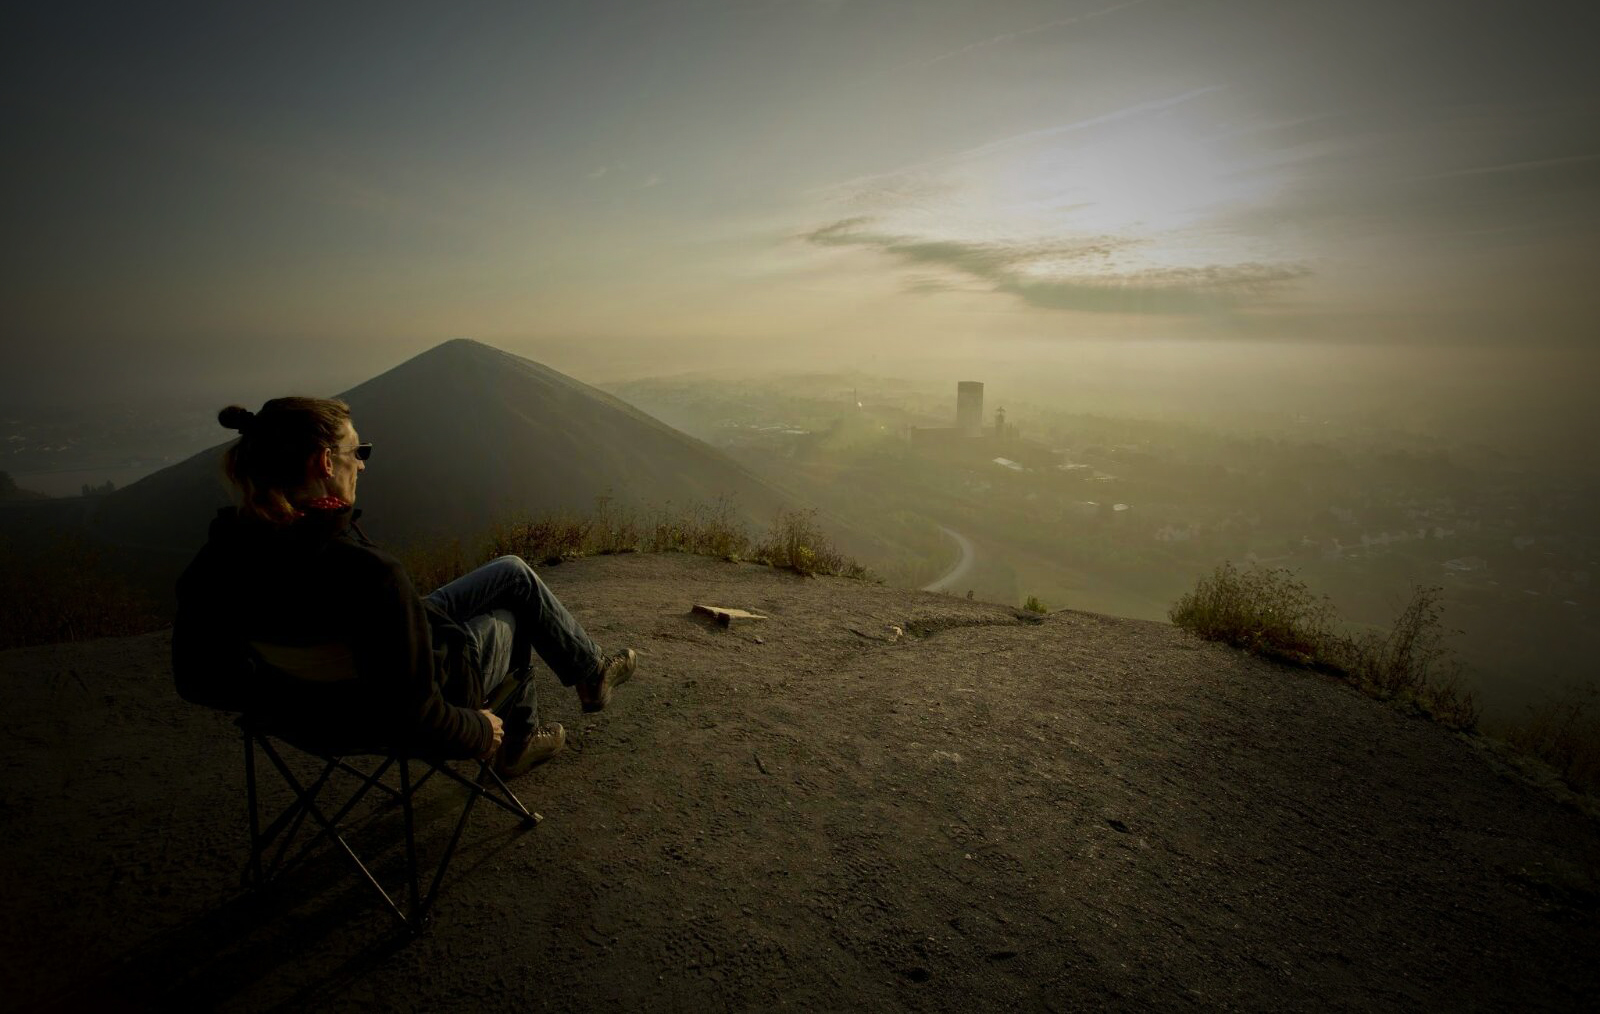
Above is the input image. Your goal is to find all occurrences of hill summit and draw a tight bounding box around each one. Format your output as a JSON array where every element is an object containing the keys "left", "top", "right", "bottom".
[
  {"left": 2, "top": 552, "right": 1596, "bottom": 1009},
  {"left": 93, "top": 339, "right": 797, "bottom": 552}
]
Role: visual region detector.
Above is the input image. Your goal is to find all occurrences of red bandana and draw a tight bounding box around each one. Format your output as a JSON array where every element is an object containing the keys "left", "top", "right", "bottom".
[{"left": 293, "top": 495, "right": 350, "bottom": 519}]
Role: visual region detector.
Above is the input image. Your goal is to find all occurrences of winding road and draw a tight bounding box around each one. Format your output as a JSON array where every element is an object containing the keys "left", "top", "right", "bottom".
[{"left": 920, "top": 524, "right": 977, "bottom": 593}]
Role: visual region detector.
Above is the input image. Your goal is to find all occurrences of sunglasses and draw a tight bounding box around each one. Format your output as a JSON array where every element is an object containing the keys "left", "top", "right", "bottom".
[{"left": 331, "top": 442, "right": 373, "bottom": 461}]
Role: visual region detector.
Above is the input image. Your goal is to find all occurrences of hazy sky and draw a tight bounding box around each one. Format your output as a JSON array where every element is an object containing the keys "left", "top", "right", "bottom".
[{"left": 4, "top": 0, "right": 1598, "bottom": 400}]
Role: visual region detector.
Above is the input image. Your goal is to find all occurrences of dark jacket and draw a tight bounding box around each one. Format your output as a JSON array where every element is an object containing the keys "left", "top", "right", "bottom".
[{"left": 172, "top": 506, "right": 493, "bottom": 759}]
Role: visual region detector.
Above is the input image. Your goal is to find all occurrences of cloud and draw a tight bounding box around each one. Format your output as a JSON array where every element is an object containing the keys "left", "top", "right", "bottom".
[
  {"left": 812, "top": 86, "right": 1224, "bottom": 200},
  {"left": 898, "top": 0, "right": 1152, "bottom": 73},
  {"left": 998, "top": 263, "right": 1311, "bottom": 314},
  {"left": 804, "top": 218, "right": 1308, "bottom": 314},
  {"left": 1409, "top": 152, "right": 1600, "bottom": 183}
]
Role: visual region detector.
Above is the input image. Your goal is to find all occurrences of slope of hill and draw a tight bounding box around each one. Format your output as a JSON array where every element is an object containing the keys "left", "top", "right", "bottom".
[
  {"left": 2, "top": 554, "right": 1595, "bottom": 1011},
  {"left": 0, "top": 471, "right": 50, "bottom": 501},
  {"left": 88, "top": 339, "right": 805, "bottom": 555}
]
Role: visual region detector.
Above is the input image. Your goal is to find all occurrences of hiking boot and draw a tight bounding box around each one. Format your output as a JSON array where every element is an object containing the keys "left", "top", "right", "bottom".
[
  {"left": 494, "top": 722, "right": 565, "bottom": 779},
  {"left": 576, "top": 649, "right": 637, "bottom": 713}
]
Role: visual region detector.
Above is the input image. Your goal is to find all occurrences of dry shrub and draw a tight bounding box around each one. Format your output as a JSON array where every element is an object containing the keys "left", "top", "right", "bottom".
[
  {"left": 1170, "top": 564, "right": 1479, "bottom": 731},
  {"left": 395, "top": 538, "right": 475, "bottom": 595},
  {"left": 645, "top": 497, "right": 751, "bottom": 559},
  {"left": 1500, "top": 685, "right": 1600, "bottom": 796},
  {"left": 752, "top": 508, "right": 871, "bottom": 579},
  {"left": 1168, "top": 562, "right": 1335, "bottom": 664},
  {"left": 586, "top": 495, "right": 642, "bottom": 555},
  {"left": 3, "top": 498, "right": 871, "bottom": 651},
  {"left": 0, "top": 537, "right": 162, "bottom": 649},
  {"left": 481, "top": 499, "right": 868, "bottom": 579},
  {"left": 1332, "top": 585, "right": 1478, "bottom": 729},
  {"left": 488, "top": 513, "right": 592, "bottom": 565}
]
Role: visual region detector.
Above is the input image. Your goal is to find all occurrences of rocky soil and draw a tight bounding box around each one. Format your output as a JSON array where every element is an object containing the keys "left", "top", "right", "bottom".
[{"left": 2, "top": 553, "right": 1596, "bottom": 1012}]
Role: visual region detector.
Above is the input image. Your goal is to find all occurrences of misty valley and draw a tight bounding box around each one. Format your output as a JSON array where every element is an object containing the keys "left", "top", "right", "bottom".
[
  {"left": 8, "top": 354, "right": 1595, "bottom": 729},
  {"left": 607, "top": 368, "right": 1599, "bottom": 724}
]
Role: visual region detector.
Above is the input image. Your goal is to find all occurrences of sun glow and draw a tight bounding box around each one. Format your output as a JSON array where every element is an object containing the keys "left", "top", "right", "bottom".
[
  {"left": 1042, "top": 121, "right": 1269, "bottom": 235},
  {"left": 883, "top": 114, "right": 1290, "bottom": 285}
]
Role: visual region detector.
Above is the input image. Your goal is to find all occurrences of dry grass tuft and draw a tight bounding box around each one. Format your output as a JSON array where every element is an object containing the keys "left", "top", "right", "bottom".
[
  {"left": 1498, "top": 686, "right": 1600, "bottom": 797},
  {"left": 1168, "top": 562, "right": 1600, "bottom": 798},
  {"left": 1169, "top": 562, "right": 1336, "bottom": 665},
  {"left": 0, "top": 537, "right": 162, "bottom": 649},
  {"left": 394, "top": 538, "right": 476, "bottom": 593},
  {"left": 474, "top": 499, "right": 871, "bottom": 581},
  {"left": 750, "top": 508, "right": 872, "bottom": 579},
  {"left": 1170, "top": 563, "right": 1477, "bottom": 730},
  {"left": 1335, "top": 585, "right": 1478, "bottom": 730}
]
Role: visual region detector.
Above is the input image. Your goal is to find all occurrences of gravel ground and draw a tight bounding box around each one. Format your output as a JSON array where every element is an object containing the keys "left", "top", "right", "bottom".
[{"left": 2, "top": 553, "right": 1596, "bottom": 1012}]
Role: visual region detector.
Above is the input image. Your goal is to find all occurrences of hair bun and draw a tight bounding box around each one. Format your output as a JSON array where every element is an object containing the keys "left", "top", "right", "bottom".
[{"left": 218, "top": 405, "right": 256, "bottom": 433}]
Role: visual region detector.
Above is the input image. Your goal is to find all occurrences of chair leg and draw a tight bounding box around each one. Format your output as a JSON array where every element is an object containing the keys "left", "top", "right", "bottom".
[
  {"left": 238, "top": 735, "right": 535, "bottom": 934},
  {"left": 264, "top": 756, "right": 339, "bottom": 878},
  {"left": 448, "top": 763, "right": 542, "bottom": 825},
  {"left": 261, "top": 744, "right": 415, "bottom": 928},
  {"left": 259, "top": 741, "right": 395, "bottom": 881},
  {"left": 401, "top": 759, "right": 422, "bottom": 924},
  {"left": 244, "top": 733, "right": 264, "bottom": 888},
  {"left": 419, "top": 765, "right": 483, "bottom": 919},
  {"left": 284, "top": 756, "right": 395, "bottom": 873}
]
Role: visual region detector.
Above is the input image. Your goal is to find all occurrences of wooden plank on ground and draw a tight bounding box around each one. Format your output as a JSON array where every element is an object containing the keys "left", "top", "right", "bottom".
[{"left": 692, "top": 604, "right": 768, "bottom": 627}]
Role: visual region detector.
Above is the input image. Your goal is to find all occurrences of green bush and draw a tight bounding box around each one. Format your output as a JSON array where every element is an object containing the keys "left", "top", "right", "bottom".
[{"left": 1022, "top": 595, "right": 1048, "bottom": 614}]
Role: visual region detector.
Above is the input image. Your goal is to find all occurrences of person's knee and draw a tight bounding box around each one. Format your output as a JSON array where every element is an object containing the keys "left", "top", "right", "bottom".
[
  {"left": 488, "top": 554, "right": 534, "bottom": 577},
  {"left": 486, "top": 554, "right": 543, "bottom": 598}
]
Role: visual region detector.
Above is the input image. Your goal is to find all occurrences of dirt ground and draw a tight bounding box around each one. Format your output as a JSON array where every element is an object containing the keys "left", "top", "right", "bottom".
[{"left": 2, "top": 553, "right": 1597, "bottom": 1012}]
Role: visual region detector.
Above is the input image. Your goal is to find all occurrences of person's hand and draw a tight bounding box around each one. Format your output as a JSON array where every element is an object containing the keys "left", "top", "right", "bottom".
[{"left": 480, "top": 709, "right": 504, "bottom": 760}]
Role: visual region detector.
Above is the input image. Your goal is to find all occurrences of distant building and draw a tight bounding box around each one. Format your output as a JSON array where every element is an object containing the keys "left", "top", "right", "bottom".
[
  {"left": 957, "top": 381, "right": 983, "bottom": 435},
  {"left": 909, "top": 381, "right": 1060, "bottom": 468}
]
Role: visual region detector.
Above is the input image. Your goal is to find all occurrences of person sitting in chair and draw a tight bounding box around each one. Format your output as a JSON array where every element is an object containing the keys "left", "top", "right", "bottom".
[{"left": 172, "top": 396, "right": 636, "bottom": 778}]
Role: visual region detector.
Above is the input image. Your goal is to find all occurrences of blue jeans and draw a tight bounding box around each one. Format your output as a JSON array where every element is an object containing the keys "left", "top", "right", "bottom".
[{"left": 424, "top": 555, "right": 604, "bottom": 728}]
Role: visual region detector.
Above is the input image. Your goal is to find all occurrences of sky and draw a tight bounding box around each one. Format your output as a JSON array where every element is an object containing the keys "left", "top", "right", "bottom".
[{"left": 3, "top": 0, "right": 1598, "bottom": 401}]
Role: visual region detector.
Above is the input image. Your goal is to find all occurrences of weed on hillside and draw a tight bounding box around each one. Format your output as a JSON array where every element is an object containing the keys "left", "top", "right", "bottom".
[
  {"left": 429, "top": 498, "right": 871, "bottom": 584},
  {"left": 1168, "top": 562, "right": 1336, "bottom": 664},
  {"left": 1497, "top": 685, "right": 1600, "bottom": 797},
  {"left": 486, "top": 497, "right": 773, "bottom": 566},
  {"left": 1168, "top": 562, "right": 1600, "bottom": 798},
  {"left": 4, "top": 499, "right": 871, "bottom": 649},
  {"left": 394, "top": 537, "right": 474, "bottom": 593},
  {"left": 750, "top": 508, "right": 872, "bottom": 579},
  {"left": 1171, "top": 562, "right": 1475, "bottom": 727},
  {"left": 1337, "top": 584, "right": 1478, "bottom": 730},
  {"left": 0, "top": 537, "right": 161, "bottom": 649}
]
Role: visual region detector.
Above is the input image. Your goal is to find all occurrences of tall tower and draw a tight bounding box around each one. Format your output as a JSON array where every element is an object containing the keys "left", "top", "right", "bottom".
[{"left": 956, "top": 381, "right": 984, "bottom": 435}]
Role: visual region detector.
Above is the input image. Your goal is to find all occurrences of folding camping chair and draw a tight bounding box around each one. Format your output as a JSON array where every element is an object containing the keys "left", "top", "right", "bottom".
[{"left": 238, "top": 632, "right": 540, "bottom": 935}]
